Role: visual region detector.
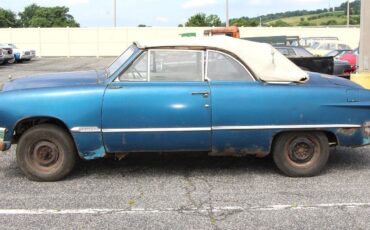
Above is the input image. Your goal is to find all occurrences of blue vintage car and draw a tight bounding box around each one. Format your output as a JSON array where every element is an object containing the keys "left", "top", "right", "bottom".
[{"left": 0, "top": 36, "right": 369, "bottom": 181}]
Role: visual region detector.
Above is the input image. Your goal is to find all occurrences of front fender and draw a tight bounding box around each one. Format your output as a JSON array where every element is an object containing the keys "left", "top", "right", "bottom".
[{"left": 0, "top": 85, "right": 106, "bottom": 158}]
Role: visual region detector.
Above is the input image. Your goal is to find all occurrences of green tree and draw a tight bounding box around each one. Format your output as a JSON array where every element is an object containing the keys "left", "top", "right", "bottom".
[
  {"left": 185, "top": 13, "right": 207, "bottom": 26},
  {"left": 206, "top": 14, "right": 221, "bottom": 27},
  {"left": 230, "top": 17, "right": 259, "bottom": 27},
  {"left": 270, "top": 20, "right": 291, "bottom": 27},
  {"left": 0, "top": 8, "right": 19, "bottom": 27},
  {"left": 18, "top": 4, "right": 38, "bottom": 27},
  {"left": 19, "top": 4, "right": 79, "bottom": 27},
  {"left": 298, "top": 21, "right": 315, "bottom": 26},
  {"left": 321, "top": 19, "right": 338, "bottom": 26},
  {"left": 185, "top": 13, "right": 221, "bottom": 27}
]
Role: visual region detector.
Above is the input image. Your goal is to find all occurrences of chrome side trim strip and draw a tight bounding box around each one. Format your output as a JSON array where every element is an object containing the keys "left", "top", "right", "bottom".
[
  {"left": 72, "top": 124, "right": 362, "bottom": 133},
  {"left": 212, "top": 124, "right": 362, "bottom": 130},
  {"left": 102, "top": 127, "right": 211, "bottom": 133},
  {"left": 71, "top": 127, "right": 101, "bottom": 133}
]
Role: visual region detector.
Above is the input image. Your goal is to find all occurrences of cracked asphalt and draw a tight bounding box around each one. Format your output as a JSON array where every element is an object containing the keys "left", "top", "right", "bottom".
[{"left": 1, "top": 58, "right": 370, "bottom": 229}]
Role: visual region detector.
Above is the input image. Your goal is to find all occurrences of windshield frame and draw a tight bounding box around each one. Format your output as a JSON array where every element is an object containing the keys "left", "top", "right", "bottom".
[{"left": 105, "top": 44, "right": 140, "bottom": 79}]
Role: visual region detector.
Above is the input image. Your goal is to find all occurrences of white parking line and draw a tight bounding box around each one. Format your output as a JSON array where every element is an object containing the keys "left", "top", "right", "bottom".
[{"left": 0, "top": 203, "right": 369, "bottom": 215}]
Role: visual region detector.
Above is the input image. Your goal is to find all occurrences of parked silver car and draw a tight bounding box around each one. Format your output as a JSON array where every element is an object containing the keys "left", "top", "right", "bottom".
[
  {"left": 0, "top": 43, "right": 15, "bottom": 64},
  {"left": 7, "top": 43, "right": 35, "bottom": 62},
  {"left": 0, "top": 49, "right": 5, "bottom": 63}
]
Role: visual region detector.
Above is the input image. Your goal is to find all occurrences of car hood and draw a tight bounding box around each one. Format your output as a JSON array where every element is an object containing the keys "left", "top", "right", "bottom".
[{"left": 1, "top": 70, "right": 106, "bottom": 92}]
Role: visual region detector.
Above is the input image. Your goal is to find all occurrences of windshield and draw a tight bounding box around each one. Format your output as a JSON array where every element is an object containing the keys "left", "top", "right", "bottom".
[
  {"left": 294, "top": 47, "right": 313, "bottom": 57},
  {"left": 311, "top": 42, "right": 320, "bottom": 49},
  {"left": 105, "top": 45, "right": 136, "bottom": 78},
  {"left": 8, "top": 44, "right": 17, "bottom": 49}
]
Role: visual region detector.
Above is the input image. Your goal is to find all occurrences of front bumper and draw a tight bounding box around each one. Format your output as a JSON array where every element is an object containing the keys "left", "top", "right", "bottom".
[
  {"left": 17, "top": 53, "right": 33, "bottom": 60},
  {"left": 21, "top": 54, "right": 32, "bottom": 60}
]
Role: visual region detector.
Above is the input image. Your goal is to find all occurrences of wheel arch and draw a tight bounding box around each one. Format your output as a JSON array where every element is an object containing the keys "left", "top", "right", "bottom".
[
  {"left": 271, "top": 130, "right": 338, "bottom": 153},
  {"left": 12, "top": 116, "right": 73, "bottom": 144}
]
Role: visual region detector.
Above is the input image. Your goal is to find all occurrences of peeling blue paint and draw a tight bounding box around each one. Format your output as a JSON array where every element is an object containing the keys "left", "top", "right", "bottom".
[{"left": 82, "top": 146, "right": 106, "bottom": 160}]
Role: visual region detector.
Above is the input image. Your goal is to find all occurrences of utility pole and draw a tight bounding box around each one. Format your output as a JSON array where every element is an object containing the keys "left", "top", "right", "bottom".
[
  {"left": 226, "top": 0, "right": 229, "bottom": 27},
  {"left": 351, "top": 0, "right": 370, "bottom": 88},
  {"left": 347, "top": 0, "right": 350, "bottom": 27},
  {"left": 359, "top": 0, "right": 369, "bottom": 73},
  {"left": 113, "top": 0, "right": 117, "bottom": 27}
]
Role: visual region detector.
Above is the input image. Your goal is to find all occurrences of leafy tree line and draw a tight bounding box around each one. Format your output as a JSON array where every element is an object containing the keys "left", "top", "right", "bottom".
[
  {"left": 179, "top": 13, "right": 221, "bottom": 27},
  {"left": 183, "top": 0, "right": 361, "bottom": 27},
  {"left": 336, "top": 0, "right": 361, "bottom": 14},
  {"left": 237, "top": 0, "right": 360, "bottom": 26},
  {"left": 0, "top": 4, "right": 79, "bottom": 28}
]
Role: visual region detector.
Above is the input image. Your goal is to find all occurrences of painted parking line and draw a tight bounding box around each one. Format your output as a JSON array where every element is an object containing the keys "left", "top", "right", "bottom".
[{"left": 0, "top": 203, "right": 370, "bottom": 215}]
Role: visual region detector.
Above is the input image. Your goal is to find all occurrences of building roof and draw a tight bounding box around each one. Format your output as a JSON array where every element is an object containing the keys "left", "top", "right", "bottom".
[{"left": 135, "top": 36, "right": 308, "bottom": 82}]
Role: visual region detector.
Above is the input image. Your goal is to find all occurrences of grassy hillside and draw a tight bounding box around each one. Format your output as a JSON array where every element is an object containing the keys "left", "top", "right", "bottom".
[
  {"left": 266, "top": 11, "right": 360, "bottom": 26},
  {"left": 228, "top": 1, "right": 361, "bottom": 27}
]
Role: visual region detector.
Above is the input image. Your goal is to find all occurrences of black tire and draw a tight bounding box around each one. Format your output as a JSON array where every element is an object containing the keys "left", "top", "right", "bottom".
[
  {"left": 16, "top": 124, "right": 77, "bottom": 182},
  {"left": 273, "top": 132, "right": 329, "bottom": 177}
]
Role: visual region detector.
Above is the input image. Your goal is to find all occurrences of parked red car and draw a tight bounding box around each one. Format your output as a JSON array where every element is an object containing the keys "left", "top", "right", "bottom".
[{"left": 340, "top": 49, "right": 358, "bottom": 72}]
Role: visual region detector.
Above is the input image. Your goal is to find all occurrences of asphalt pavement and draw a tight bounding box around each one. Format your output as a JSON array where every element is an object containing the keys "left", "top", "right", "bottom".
[{"left": 1, "top": 58, "right": 370, "bottom": 229}]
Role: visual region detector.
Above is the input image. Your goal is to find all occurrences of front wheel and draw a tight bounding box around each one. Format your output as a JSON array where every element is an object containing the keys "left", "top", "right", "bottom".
[
  {"left": 273, "top": 132, "right": 329, "bottom": 177},
  {"left": 16, "top": 124, "right": 77, "bottom": 182}
]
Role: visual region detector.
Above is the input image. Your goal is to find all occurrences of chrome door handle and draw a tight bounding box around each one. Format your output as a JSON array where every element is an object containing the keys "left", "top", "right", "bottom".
[{"left": 191, "top": 92, "right": 209, "bottom": 97}]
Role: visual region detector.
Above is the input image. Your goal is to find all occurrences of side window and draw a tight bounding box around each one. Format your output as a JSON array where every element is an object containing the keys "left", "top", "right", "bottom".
[
  {"left": 276, "top": 48, "right": 296, "bottom": 57},
  {"left": 119, "top": 52, "right": 148, "bottom": 81},
  {"left": 207, "top": 51, "right": 253, "bottom": 81},
  {"left": 150, "top": 50, "right": 204, "bottom": 82}
]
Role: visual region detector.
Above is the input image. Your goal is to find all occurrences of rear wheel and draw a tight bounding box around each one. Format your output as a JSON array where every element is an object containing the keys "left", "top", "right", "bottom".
[
  {"left": 273, "top": 132, "right": 329, "bottom": 177},
  {"left": 16, "top": 124, "right": 77, "bottom": 182}
]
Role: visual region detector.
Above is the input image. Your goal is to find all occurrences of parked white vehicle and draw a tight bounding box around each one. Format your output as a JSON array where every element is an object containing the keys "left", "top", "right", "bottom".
[
  {"left": 7, "top": 43, "right": 35, "bottom": 62},
  {"left": 0, "top": 43, "right": 15, "bottom": 64},
  {"left": 306, "top": 41, "right": 352, "bottom": 56}
]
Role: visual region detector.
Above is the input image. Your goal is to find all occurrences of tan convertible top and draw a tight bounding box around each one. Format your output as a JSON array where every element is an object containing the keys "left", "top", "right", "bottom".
[{"left": 135, "top": 36, "right": 308, "bottom": 82}]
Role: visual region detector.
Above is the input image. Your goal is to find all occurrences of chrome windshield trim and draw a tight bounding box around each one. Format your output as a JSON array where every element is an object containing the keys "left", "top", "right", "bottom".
[
  {"left": 102, "top": 127, "right": 211, "bottom": 133},
  {"left": 212, "top": 124, "right": 362, "bottom": 130}
]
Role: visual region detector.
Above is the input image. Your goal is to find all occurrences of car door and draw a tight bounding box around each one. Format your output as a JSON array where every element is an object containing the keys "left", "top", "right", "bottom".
[
  {"left": 206, "top": 50, "right": 272, "bottom": 155},
  {"left": 102, "top": 49, "right": 212, "bottom": 153}
]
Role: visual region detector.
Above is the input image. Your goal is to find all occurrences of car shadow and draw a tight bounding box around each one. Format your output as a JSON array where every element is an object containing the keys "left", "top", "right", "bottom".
[
  {"left": 3, "top": 147, "right": 370, "bottom": 180},
  {"left": 69, "top": 147, "right": 370, "bottom": 179},
  {"left": 70, "top": 152, "right": 278, "bottom": 179},
  {"left": 327, "top": 147, "right": 370, "bottom": 170}
]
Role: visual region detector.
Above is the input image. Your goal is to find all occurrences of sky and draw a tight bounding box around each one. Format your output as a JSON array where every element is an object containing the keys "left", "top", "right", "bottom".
[{"left": 0, "top": 0, "right": 348, "bottom": 27}]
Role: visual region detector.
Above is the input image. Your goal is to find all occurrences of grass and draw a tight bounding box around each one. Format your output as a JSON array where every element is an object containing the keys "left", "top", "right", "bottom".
[{"left": 266, "top": 11, "right": 360, "bottom": 26}]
